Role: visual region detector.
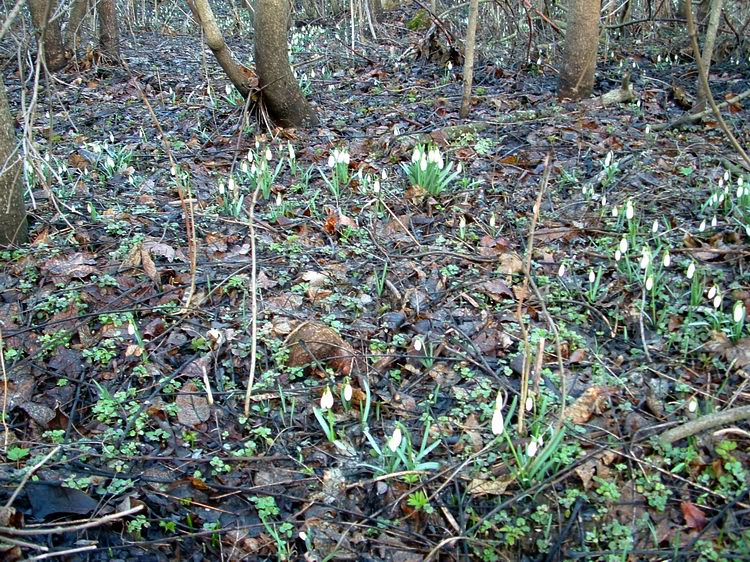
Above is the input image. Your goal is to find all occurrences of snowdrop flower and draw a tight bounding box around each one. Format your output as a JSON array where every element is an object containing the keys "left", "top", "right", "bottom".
[
  {"left": 615, "top": 250, "right": 622, "bottom": 262},
  {"left": 708, "top": 285, "right": 717, "bottom": 300},
  {"left": 645, "top": 125, "right": 651, "bottom": 135},
  {"left": 327, "top": 154, "right": 335, "bottom": 168},
  {"left": 228, "top": 177, "right": 237, "bottom": 192},
  {"left": 525, "top": 396, "right": 534, "bottom": 412},
  {"left": 686, "top": 262, "right": 695, "bottom": 279},
  {"left": 265, "top": 148, "right": 273, "bottom": 161},
  {"left": 604, "top": 151, "right": 613, "bottom": 168},
  {"left": 489, "top": 213, "right": 496, "bottom": 228},
  {"left": 724, "top": 170, "right": 730, "bottom": 182},
  {"left": 218, "top": 181, "right": 225, "bottom": 195},
  {"left": 387, "top": 426, "right": 402, "bottom": 452},
  {"left": 640, "top": 247, "right": 650, "bottom": 269},
  {"left": 419, "top": 155, "right": 428, "bottom": 172},
  {"left": 447, "top": 61, "right": 453, "bottom": 71},
  {"left": 247, "top": 150, "right": 254, "bottom": 162},
  {"left": 652, "top": 220, "right": 659, "bottom": 234},
  {"left": 343, "top": 382, "right": 353, "bottom": 402},
  {"left": 687, "top": 398, "right": 698, "bottom": 413},
  {"left": 699, "top": 220, "right": 706, "bottom": 232},
  {"left": 601, "top": 195, "right": 607, "bottom": 206},
  {"left": 558, "top": 263, "right": 566, "bottom": 277},
  {"left": 251, "top": 163, "right": 257, "bottom": 175},
  {"left": 619, "top": 238, "right": 629, "bottom": 253},
  {"left": 288, "top": 143, "right": 295, "bottom": 161},
  {"left": 612, "top": 206, "right": 619, "bottom": 218},
  {"left": 645, "top": 276, "right": 654, "bottom": 291},
  {"left": 275, "top": 193, "right": 283, "bottom": 206},
  {"left": 662, "top": 251, "right": 671, "bottom": 267},
  {"left": 711, "top": 216, "right": 717, "bottom": 227},
  {"left": 526, "top": 439, "right": 539, "bottom": 458},
  {"left": 491, "top": 392, "right": 505, "bottom": 436},
  {"left": 241, "top": 161, "right": 248, "bottom": 174},
  {"left": 373, "top": 179, "right": 381, "bottom": 194},
  {"left": 413, "top": 337, "right": 422, "bottom": 352},
  {"left": 320, "top": 386, "right": 334, "bottom": 410},
  {"left": 713, "top": 293, "right": 722, "bottom": 309},
  {"left": 734, "top": 301, "right": 746, "bottom": 324},
  {"left": 738, "top": 184, "right": 745, "bottom": 198},
  {"left": 411, "top": 147, "right": 422, "bottom": 163},
  {"left": 626, "top": 200, "right": 634, "bottom": 220},
  {"left": 588, "top": 270, "right": 596, "bottom": 283},
  {"left": 457, "top": 162, "right": 463, "bottom": 174},
  {"left": 381, "top": 169, "right": 387, "bottom": 180}
]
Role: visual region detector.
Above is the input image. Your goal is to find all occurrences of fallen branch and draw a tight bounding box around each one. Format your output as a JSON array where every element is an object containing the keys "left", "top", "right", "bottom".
[
  {"left": 652, "top": 87, "right": 750, "bottom": 132},
  {"left": 658, "top": 405, "right": 750, "bottom": 445}
]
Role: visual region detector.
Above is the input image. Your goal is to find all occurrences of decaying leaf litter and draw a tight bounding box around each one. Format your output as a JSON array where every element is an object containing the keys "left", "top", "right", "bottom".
[{"left": 1, "top": 5, "right": 750, "bottom": 560}]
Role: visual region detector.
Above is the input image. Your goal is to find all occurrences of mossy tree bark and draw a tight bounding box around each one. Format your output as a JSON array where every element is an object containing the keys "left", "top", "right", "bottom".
[
  {"left": 27, "top": 0, "right": 69, "bottom": 71},
  {"left": 188, "top": 0, "right": 258, "bottom": 97},
  {"left": 693, "top": 0, "right": 723, "bottom": 110},
  {"left": 98, "top": 0, "right": 120, "bottom": 60},
  {"left": 0, "top": 78, "right": 27, "bottom": 247},
  {"left": 459, "top": 0, "right": 480, "bottom": 118},
  {"left": 66, "top": 0, "right": 90, "bottom": 52},
  {"left": 255, "top": 0, "right": 318, "bottom": 127},
  {"left": 558, "top": 0, "right": 601, "bottom": 101}
]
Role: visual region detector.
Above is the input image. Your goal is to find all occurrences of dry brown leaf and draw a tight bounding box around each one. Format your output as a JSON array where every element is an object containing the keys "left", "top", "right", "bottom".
[
  {"left": 285, "top": 321, "right": 357, "bottom": 376},
  {"left": 566, "top": 386, "right": 611, "bottom": 424},
  {"left": 176, "top": 382, "right": 211, "bottom": 426},
  {"left": 467, "top": 476, "right": 513, "bottom": 496},
  {"left": 498, "top": 252, "right": 523, "bottom": 275},
  {"left": 681, "top": 501, "right": 708, "bottom": 531},
  {"left": 141, "top": 247, "right": 159, "bottom": 284}
]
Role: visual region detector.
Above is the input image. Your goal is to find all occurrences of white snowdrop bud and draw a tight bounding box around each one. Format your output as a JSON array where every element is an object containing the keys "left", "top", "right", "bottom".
[
  {"left": 711, "top": 216, "right": 717, "bottom": 227},
  {"left": 387, "top": 426, "right": 402, "bottom": 452},
  {"left": 491, "top": 407, "right": 504, "bottom": 436},
  {"left": 713, "top": 294, "right": 722, "bottom": 309},
  {"left": 526, "top": 439, "right": 538, "bottom": 458},
  {"left": 589, "top": 270, "right": 596, "bottom": 283},
  {"left": 626, "top": 200, "right": 634, "bottom": 220},
  {"left": 662, "top": 251, "right": 671, "bottom": 267},
  {"left": 525, "top": 396, "right": 534, "bottom": 412},
  {"left": 619, "top": 238, "right": 629, "bottom": 253},
  {"left": 687, "top": 398, "right": 698, "bottom": 413},
  {"left": 558, "top": 263, "right": 566, "bottom": 277},
  {"left": 687, "top": 262, "right": 696, "bottom": 280},
  {"left": 343, "top": 383, "right": 353, "bottom": 402},
  {"left": 612, "top": 206, "right": 619, "bottom": 218},
  {"left": 699, "top": 220, "right": 706, "bottom": 232},
  {"left": 645, "top": 277, "right": 653, "bottom": 291},
  {"left": 615, "top": 250, "right": 622, "bottom": 262},
  {"left": 320, "top": 387, "right": 334, "bottom": 410},
  {"left": 708, "top": 286, "right": 717, "bottom": 300},
  {"left": 652, "top": 220, "right": 659, "bottom": 234},
  {"left": 734, "top": 301, "right": 746, "bottom": 324}
]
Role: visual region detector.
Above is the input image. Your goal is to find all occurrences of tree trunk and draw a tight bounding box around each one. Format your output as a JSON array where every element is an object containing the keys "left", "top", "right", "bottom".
[
  {"left": 66, "top": 0, "right": 90, "bottom": 52},
  {"left": 27, "top": 0, "right": 69, "bottom": 71},
  {"left": 695, "top": 0, "right": 723, "bottom": 109},
  {"left": 459, "top": 0, "right": 479, "bottom": 118},
  {"left": 98, "top": 0, "right": 120, "bottom": 60},
  {"left": 558, "top": 0, "right": 601, "bottom": 100},
  {"left": 189, "top": 0, "right": 257, "bottom": 96},
  {"left": 0, "top": 78, "right": 27, "bottom": 248},
  {"left": 255, "top": 0, "right": 318, "bottom": 127}
]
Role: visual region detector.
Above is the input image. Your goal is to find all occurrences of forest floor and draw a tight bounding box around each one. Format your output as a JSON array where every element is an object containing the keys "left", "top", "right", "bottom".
[{"left": 1, "top": 5, "right": 750, "bottom": 561}]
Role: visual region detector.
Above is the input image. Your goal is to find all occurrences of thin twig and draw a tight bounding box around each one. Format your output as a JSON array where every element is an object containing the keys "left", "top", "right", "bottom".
[
  {"left": 683, "top": 0, "right": 750, "bottom": 169},
  {"left": 658, "top": 405, "right": 750, "bottom": 445},
  {"left": 516, "top": 153, "right": 552, "bottom": 435},
  {"left": 0, "top": 505, "right": 143, "bottom": 536},
  {"left": 243, "top": 185, "right": 262, "bottom": 416}
]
